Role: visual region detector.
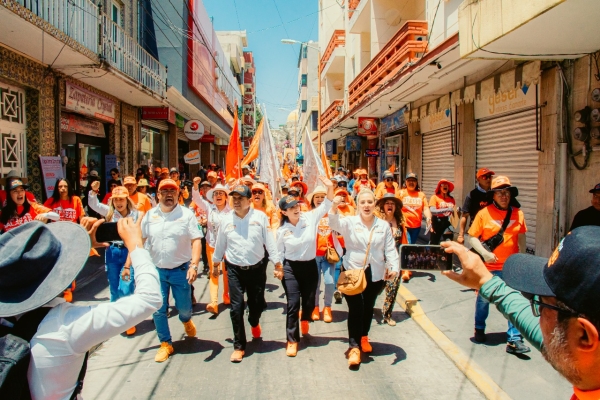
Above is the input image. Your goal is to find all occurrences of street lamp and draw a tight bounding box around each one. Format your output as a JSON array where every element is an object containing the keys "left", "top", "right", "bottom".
[{"left": 281, "top": 38, "right": 322, "bottom": 156}]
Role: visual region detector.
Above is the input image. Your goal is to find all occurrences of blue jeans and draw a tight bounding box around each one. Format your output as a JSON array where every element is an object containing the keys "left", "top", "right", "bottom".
[
  {"left": 406, "top": 227, "right": 421, "bottom": 244},
  {"left": 334, "top": 258, "right": 343, "bottom": 287},
  {"left": 315, "top": 256, "right": 335, "bottom": 307},
  {"left": 105, "top": 244, "right": 133, "bottom": 302},
  {"left": 475, "top": 270, "right": 521, "bottom": 342},
  {"left": 153, "top": 263, "right": 193, "bottom": 344}
]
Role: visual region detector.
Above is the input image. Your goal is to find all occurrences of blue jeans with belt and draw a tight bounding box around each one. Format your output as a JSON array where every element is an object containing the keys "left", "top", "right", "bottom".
[
  {"left": 153, "top": 263, "right": 192, "bottom": 344},
  {"left": 314, "top": 256, "right": 335, "bottom": 307},
  {"left": 105, "top": 243, "right": 134, "bottom": 302}
]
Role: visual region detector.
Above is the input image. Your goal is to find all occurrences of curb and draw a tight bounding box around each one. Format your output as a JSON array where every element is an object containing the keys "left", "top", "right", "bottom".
[{"left": 396, "top": 284, "right": 511, "bottom": 400}]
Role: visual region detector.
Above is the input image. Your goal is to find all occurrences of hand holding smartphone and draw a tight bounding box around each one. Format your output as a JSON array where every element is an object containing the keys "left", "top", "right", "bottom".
[{"left": 400, "top": 244, "right": 455, "bottom": 271}]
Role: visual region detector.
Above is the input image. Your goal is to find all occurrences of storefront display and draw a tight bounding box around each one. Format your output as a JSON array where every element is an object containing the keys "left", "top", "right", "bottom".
[{"left": 140, "top": 125, "right": 168, "bottom": 170}]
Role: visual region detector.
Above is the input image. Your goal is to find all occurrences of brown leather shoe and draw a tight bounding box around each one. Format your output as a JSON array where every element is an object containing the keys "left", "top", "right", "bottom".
[
  {"left": 230, "top": 349, "right": 244, "bottom": 363},
  {"left": 301, "top": 321, "right": 309, "bottom": 335},
  {"left": 311, "top": 307, "right": 320, "bottom": 321},
  {"left": 360, "top": 336, "right": 372, "bottom": 353},
  {"left": 323, "top": 307, "right": 332, "bottom": 323},
  {"left": 348, "top": 348, "right": 361, "bottom": 366},
  {"left": 286, "top": 342, "right": 298, "bottom": 357}
]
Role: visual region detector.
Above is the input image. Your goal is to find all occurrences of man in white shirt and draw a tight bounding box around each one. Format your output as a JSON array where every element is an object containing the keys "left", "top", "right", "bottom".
[
  {"left": 212, "top": 185, "right": 282, "bottom": 363},
  {"left": 0, "top": 218, "right": 162, "bottom": 400},
  {"left": 141, "top": 179, "right": 203, "bottom": 363}
]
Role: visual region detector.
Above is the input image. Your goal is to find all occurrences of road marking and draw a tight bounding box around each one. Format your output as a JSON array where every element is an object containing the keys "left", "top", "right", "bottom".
[{"left": 397, "top": 284, "right": 512, "bottom": 400}]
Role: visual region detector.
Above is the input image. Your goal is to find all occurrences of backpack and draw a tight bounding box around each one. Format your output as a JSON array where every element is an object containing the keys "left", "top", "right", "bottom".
[{"left": 0, "top": 307, "right": 88, "bottom": 400}]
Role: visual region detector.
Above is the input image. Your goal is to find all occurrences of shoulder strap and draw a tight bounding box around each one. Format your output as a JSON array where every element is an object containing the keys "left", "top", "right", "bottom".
[
  {"left": 498, "top": 207, "right": 513, "bottom": 235},
  {"left": 362, "top": 221, "right": 377, "bottom": 269},
  {"left": 11, "top": 307, "right": 52, "bottom": 342}
]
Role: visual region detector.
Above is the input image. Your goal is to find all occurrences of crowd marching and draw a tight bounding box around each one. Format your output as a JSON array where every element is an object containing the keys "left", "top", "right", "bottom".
[{"left": 1, "top": 157, "right": 600, "bottom": 400}]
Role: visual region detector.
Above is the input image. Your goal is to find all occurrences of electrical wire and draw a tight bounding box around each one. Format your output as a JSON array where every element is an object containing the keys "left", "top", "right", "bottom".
[
  {"left": 247, "top": 3, "right": 337, "bottom": 34},
  {"left": 232, "top": 0, "right": 242, "bottom": 31}
]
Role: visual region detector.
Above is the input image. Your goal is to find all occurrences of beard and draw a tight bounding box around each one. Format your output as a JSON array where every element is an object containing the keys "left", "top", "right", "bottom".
[{"left": 542, "top": 320, "right": 582, "bottom": 385}]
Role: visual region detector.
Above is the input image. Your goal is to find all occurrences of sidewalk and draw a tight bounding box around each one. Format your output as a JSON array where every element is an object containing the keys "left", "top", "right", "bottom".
[{"left": 80, "top": 267, "right": 484, "bottom": 399}]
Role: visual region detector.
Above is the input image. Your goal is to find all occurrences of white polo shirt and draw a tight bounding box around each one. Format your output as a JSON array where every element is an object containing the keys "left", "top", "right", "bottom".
[
  {"left": 191, "top": 189, "right": 231, "bottom": 248},
  {"left": 212, "top": 208, "right": 281, "bottom": 267},
  {"left": 141, "top": 204, "right": 203, "bottom": 269},
  {"left": 276, "top": 198, "right": 332, "bottom": 261}
]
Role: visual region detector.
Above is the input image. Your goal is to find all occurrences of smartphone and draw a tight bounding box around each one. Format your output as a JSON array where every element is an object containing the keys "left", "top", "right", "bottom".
[
  {"left": 399, "top": 244, "right": 453, "bottom": 271},
  {"left": 96, "top": 222, "right": 121, "bottom": 242}
]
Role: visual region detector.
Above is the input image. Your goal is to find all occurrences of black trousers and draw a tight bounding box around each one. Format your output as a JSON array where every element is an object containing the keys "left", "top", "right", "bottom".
[
  {"left": 430, "top": 216, "right": 453, "bottom": 245},
  {"left": 226, "top": 261, "right": 266, "bottom": 350},
  {"left": 200, "top": 237, "right": 208, "bottom": 271},
  {"left": 281, "top": 259, "right": 319, "bottom": 343},
  {"left": 261, "top": 248, "right": 269, "bottom": 310},
  {"left": 344, "top": 267, "right": 385, "bottom": 348}
]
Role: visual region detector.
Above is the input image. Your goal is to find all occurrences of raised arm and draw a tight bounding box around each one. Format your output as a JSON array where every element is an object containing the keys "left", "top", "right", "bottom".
[{"left": 87, "top": 188, "right": 110, "bottom": 217}]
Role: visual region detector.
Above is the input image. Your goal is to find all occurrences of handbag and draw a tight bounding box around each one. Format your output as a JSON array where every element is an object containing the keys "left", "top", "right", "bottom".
[
  {"left": 336, "top": 226, "right": 376, "bottom": 296},
  {"left": 470, "top": 207, "right": 512, "bottom": 261},
  {"left": 325, "top": 242, "right": 340, "bottom": 264}
]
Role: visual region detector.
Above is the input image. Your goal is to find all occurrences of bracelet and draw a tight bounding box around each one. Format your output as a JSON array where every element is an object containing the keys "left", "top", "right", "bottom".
[{"left": 123, "top": 267, "right": 130, "bottom": 270}]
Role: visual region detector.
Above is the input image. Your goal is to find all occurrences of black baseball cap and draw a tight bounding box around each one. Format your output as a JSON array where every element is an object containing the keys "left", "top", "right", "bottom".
[
  {"left": 503, "top": 226, "right": 600, "bottom": 321},
  {"left": 589, "top": 183, "right": 600, "bottom": 193},
  {"left": 278, "top": 195, "right": 299, "bottom": 211},
  {"left": 229, "top": 184, "right": 251, "bottom": 198}
]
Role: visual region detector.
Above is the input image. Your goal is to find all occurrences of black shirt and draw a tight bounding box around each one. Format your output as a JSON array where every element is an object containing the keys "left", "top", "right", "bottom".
[
  {"left": 461, "top": 187, "right": 491, "bottom": 224},
  {"left": 570, "top": 206, "right": 600, "bottom": 232}
]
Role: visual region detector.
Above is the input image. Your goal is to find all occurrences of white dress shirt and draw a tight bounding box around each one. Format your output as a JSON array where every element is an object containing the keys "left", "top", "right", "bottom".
[
  {"left": 276, "top": 198, "right": 332, "bottom": 261},
  {"left": 191, "top": 189, "right": 231, "bottom": 248},
  {"left": 141, "top": 204, "right": 203, "bottom": 269},
  {"left": 87, "top": 191, "right": 139, "bottom": 222},
  {"left": 28, "top": 249, "right": 162, "bottom": 400},
  {"left": 328, "top": 214, "right": 399, "bottom": 281},
  {"left": 212, "top": 208, "right": 281, "bottom": 267}
]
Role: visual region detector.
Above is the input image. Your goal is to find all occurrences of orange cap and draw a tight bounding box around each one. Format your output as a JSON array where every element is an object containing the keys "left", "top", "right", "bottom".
[
  {"left": 111, "top": 186, "right": 129, "bottom": 198},
  {"left": 476, "top": 168, "right": 495, "bottom": 178},
  {"left": 161, "top": 167, "right": 169, "bottom": 175},
  {"left": 158, "top": 178, "right": 179, "bottom": 190},
  {"left": 123, "top": 176, "right": 137, "bottom": 185},
  {"left": 154, "top": 167, "right": 161, "bottom": 172}
]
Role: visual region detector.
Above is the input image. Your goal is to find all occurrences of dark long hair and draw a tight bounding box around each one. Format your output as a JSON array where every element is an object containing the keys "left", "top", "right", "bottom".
[
  {"left": 51, "top": 178, "right": 74, "bottom": 203},
  {"left": 1, "top": 186, "right": 30, "bottom": 224}
]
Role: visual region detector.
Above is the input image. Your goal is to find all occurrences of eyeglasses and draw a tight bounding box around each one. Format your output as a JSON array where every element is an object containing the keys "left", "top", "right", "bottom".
[
  {"left": 159, "top": 189, "right": 177, "bottom": 195},
  {"left": 527, "top": 295, "right": 580, "bottom": 318},
  {"left": 385, "top": 178, "right": 394, "bottom": 182},
  {"left": 252, "top": 190, "right": 264, "bottom": 195}
]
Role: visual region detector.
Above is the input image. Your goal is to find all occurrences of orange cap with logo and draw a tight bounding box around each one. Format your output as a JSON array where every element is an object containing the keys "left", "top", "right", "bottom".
[
  {"left": 111, "top": 186, "right": 129, "bottom": 198},
  {"left": 158, "top": 179, "right": 179, "bottom": 190},
  {"left": 123, "top": 176, "right": 137, "bottom": 185}
]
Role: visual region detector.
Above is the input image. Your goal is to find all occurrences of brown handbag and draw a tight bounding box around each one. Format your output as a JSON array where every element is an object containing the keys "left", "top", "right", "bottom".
[
  {"left": 325, "top": 242, "right": 340, "bottom": 264},
  {"left": 336, "top": 226, "right": 376, "bottom": 296}
]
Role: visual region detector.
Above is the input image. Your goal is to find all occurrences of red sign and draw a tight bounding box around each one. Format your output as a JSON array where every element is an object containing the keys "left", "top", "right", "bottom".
[
  {"left": 200, "top": 134, "right": 215, "bottom": 143},
  {"left": 220, "top": 145, "right": 228, "bottom": 151},
  {"left": 365, "top": 149, "right": 380, "bottom": 157},
  {"left": 61, "top": 113, "right": 105, "bottom": 138},
  {"left": 142, "top": 107, "right": 175, "bottom": 124},
  {"left": 65, "top": 82, "right": 115, "bottom": 123},
  {"left": 357, "top": 117, "right": 378, "bottom": 136}
]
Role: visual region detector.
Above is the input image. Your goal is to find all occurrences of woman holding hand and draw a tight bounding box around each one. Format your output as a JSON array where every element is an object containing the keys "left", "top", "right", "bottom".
[{"left": 329, "top": 190, "right": 399, "bottom": 367}]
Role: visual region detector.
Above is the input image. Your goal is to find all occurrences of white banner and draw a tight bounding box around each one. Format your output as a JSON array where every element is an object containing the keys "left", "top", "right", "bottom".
[
  {"left": 39, "top": 156, "right": 65, "bottom": 198},
  {"left": 184, "top": 150, "right": 200, "bottom": 164},
  {"left": 302, "top": 127, "right": 325, "bottom": 195},
  {"left": 257, "top": 107, "right": 283, "bottom": 204}
]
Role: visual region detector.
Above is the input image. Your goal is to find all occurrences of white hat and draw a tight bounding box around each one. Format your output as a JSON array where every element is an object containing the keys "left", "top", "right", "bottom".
[
  {"left": 241, "top": 175, "right": 256, "bottom": 185},
  {"left": 206, "top": 184, "right": 230, "bottom": 203}
]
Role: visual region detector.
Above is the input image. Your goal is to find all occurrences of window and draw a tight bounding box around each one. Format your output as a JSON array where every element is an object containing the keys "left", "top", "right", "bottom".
[
  {"left": 311, "top": 110, "right": 318, "bottom": 131},
  {"left": 302, "top": 45, "right": 308, "bottom": 59},
  {"left": 301, "top": 100, "right": 307, "bottom": 113},
  {"left": 301, "top": 74, "right": 307, "bottom": 87}
]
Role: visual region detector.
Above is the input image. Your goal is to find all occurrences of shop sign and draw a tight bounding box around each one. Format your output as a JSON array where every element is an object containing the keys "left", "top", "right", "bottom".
[
  {"left": 142, "top": 107, "right": 176, "bottom": 123},
  {"left": 65, "top": 82, "right": 115, "bottom": 123},
  {"left": 184, "top": 119, "right": 205, "bottom": 140},
  {"left": 39, "top": 156, "right": 65, "bottom": 198},
  {"left": 474, "top": 86, "right": 536, "bottom": 119},
  {"left": 220, "top": 145, "right": 228, "bottom": 151},
  {"left": 380, "top": 108, "right": 407, "bottom": 135},
  {"left": 357, "top": 117, "right": 378, "bottom": 136},
  {"left": 346, "top": 136, "right": 361, "bottom": 152},
  {"left": 176, "top": 114, "right": 185, "bottom": 128},
  {"left": 184, "top": 150, "right": 200, "bottom": 164},
  {"left": 365, "top": 149, "right": 380, "bottom": 157},
  {"left": 420, "top": 107, "right": 454, "bottom": 133},
  {"left": 61, "top": 113, "right": 105, "bottom": 138},
  {"left": 325, "top": 139, "right": 337, "bottom": 156},
  {"left": 199, "top": 134, "right": 215, "bottom": 143},
  {"left": 331, "top": 154, "right": 339, "bottom": 161}
]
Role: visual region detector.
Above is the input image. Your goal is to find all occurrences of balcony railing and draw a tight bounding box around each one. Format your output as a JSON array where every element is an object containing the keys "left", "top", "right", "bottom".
[
  {"left": 321, "top": 99, "right": 344, "bottom": 133},
  {"left": 348, "top": 21, "right": 428, "bottom": 109},
  {"left": 101, "top": 13, "right": 167, "bottom": 97},
  {"left": 348, "top": 0, "right": 360, "bottom": 19},
  {"left": 320, "top": 30, "right": 345, "bottom": 74},
  {"left": 17, "top": 0, "right": 99, "bottom": 53}
]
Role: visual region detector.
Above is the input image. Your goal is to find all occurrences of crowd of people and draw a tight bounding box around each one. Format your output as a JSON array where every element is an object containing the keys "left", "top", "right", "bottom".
[{"left": 0, "top": 159, "right": 599, "bottom": 399}]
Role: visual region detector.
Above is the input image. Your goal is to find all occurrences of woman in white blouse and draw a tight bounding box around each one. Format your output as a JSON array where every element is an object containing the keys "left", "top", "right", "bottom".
[
  {"left": 275, "top": 176, "right": 334, "bottom": 357},
  {"left": 329, "top": 189, "right": 399, "bottom": 367}
]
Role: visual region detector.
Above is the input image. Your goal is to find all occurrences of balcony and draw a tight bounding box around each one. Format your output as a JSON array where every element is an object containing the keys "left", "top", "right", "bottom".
[
  {"left": 348, "top": 0, "right": 361, "bottom": 19},
  {"left": 348, "top": 20, "right": 427, "bottom": 109},
  {"left": 320, "top": 30, "right": 345, "bottom": 73},
  {"left": 321, "top": 99, "right": 343, "bottom": 134}
]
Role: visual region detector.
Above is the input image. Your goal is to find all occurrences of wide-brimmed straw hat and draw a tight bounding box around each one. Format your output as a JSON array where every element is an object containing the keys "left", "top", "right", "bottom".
[
  {"left": 376, "top": 193, "right": 403, "bottom": 210},
  {"left": 207, "top": 184, "right": 230, "bottom": 203},
  {"left": 0, "top": 222, "right": 90, "bottom": 317},
  {"left": 0, "top": 170, "right": 28, "bottom": 186},
  {"left": 307, "top": 186, "right": 327, "bottom": 205}
]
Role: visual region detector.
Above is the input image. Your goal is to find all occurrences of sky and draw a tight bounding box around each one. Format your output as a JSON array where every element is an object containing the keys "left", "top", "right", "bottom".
[{"left": 204, "top": 0, "right": 319, "bottom": 128}]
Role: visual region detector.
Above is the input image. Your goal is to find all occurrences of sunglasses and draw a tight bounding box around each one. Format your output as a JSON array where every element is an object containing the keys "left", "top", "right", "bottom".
[
  {"left": 252, "top": 190, "right": 264, "bottom": 195},
  {"left": 337, "top": 182, "right": 347, "bottom": 187},
  {"left": 480, "top": 175, "right": 493, "bottom": 180},
  {"left": 385, "top": 178, "right": 394, "bottom": 182}
]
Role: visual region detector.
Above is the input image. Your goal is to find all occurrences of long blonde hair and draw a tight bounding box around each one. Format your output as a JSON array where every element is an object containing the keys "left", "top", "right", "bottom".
[{"left": 105, "top": 196, "right": 137, "bottom": 221}]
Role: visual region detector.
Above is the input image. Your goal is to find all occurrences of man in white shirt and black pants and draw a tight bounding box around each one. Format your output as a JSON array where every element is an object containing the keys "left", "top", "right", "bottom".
[
  {"left": 141, "top": 178, "right": 203, "bottom": 363},
  {"left": 212, "top": 185, "right": 282, "bottom": 363}
]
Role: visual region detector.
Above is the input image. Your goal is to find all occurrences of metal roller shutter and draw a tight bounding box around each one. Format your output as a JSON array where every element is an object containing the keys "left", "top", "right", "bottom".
[
  {"left": 421, "top": 127, "right": 454, "bottom": 199},
  {"left": 476, "top": 108, "right": 538, "bottom": 254},
  {"left": 177, "top": 127, "right": 187, "bottom": 142},
  {"left": 141, "top": 120, "right": 168, "bottom": 131}
]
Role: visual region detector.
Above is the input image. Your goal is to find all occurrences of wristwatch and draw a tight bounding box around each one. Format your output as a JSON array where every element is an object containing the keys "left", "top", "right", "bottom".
[{"left": 189, "top": 263, "right": 198, "bottom": 272}]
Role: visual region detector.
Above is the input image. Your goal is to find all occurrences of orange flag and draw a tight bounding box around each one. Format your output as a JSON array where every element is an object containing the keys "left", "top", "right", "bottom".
[
  {"left": 226, "top": 106, "right": 243, "bottom": 181},
  {"left": 321, "top": 144, "right": 332, "bottom": 178},
  {"left": 389, "top": 163, "right": 396, "bottom": 173},
  {"left": 282, "top": 162, "right": 292, "bottom": 180},
  {"left": 241, "top": 118, "right": 264, "bottom": 166}
]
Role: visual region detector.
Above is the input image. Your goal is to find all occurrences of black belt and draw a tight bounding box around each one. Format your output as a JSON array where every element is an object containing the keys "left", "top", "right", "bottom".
[{"left": 226, "top": 260, "right": 262, "bottom": 271}]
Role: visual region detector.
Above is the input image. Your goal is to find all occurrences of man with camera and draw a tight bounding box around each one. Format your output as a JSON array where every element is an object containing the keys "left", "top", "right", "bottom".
[{"left": 467, "top": 176, "right": 530, "bottom": 355}]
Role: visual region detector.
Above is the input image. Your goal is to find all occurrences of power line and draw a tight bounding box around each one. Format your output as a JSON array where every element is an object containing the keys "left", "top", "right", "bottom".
[
  {"left": 247, "top": 3, "right": 337, "bottom": 34},
  {"left": 232, "top": 0, "right": 242, "bottom": 31}
]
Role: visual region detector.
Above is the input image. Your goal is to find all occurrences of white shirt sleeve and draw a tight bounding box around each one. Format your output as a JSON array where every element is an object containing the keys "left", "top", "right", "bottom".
[
  {"left": 62, "top": 249, "right": 162, "bottom": 354},
  {"left": 308, "top": 198, "right": 333, "bottom": 226},
  {"left": 191, "top": 189, "right": 210, "bottom": 213},
  {"left": 87, "top": 190, "right": 109, "bottom": 217},
  {"left": 328, "top": 212, "right": 350, "bottom": 236},
  {"left": 383, "top": 224, "right": 400, "bottom": 273},
  {"left": 186, "top": 211, "right": 203, "bottom": 240},
  {"left": 276, "top": 227, "right": 285, "bottom": 262},
  {"left": 212, "top": 216, "right": 228, "bottom": 264},
  {"left": 141, "top": 211, "right": 150, "bottom": 240},
  {"left": 265, "top": 216, "right": 281, "bottom": 264}
]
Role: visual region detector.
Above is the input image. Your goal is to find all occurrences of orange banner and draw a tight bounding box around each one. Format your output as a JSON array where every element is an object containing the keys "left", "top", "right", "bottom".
[
  {"left": 226, "top": 107, "right": 243, "bottom": 181},
  {"left": 240, "top": 118, "right": 264, "bottom": 166},
  {"left": 321, "top": 144, "right": 332, "bottom": 178}
]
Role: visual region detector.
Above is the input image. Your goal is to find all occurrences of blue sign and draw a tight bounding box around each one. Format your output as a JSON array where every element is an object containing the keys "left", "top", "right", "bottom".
[
  {"left": 325, "top": 139, "right": 337, "bottom": 156},
  {"left": 346, "top": 136, "right": 362, "bottom": 152},
  {"left": 380, "top": 108, "right": 407, "bottom": 135}
]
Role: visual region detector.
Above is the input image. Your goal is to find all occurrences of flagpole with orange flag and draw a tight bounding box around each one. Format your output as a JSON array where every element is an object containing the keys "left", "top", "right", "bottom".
[
  {"left": 225, "top": 103, "right": 243, "bottom": 181},
  {"left": 240, "top": 118, "right": 264, "bottom": 166},
  {"left": 320, "top": 143, "right": 332, "bottom": 179}
]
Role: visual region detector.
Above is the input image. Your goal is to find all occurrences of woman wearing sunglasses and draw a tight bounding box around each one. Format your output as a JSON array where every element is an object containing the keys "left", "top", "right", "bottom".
[{"left": 374, "top": 171, "right": 402, "bottom": 199}]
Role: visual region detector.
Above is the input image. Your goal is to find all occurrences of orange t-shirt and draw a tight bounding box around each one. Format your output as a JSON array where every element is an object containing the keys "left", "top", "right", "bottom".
[
  {"left": 316, "top": 216, "right": 334, "bottom": 257},
  {"left": 399, "top": 189, "right": 427, "bottom": 229},
  {"left": 44, "top": 197, "right": 85, "bottom": 222},
  {"left": 429, "top": 194, "right": 455, "bottom": 218},
  {"left": 468, "top": 205, "right": 527, "bottom": 271},
  {"left": 130, "top": 192, "right": 152, "bottom": 212}
]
